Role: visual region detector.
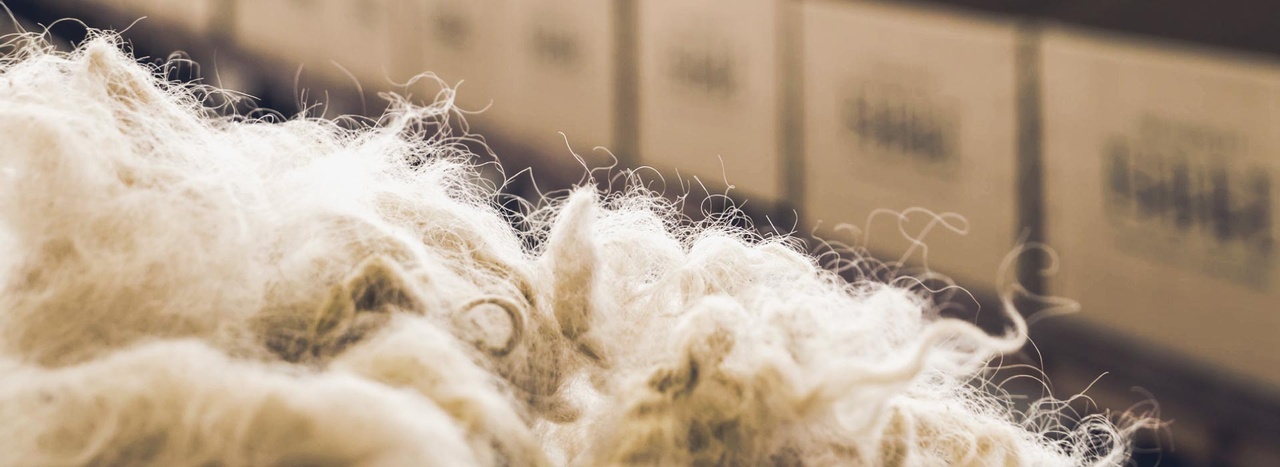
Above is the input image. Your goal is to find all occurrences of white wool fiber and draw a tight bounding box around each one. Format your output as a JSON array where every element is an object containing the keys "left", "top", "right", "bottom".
[{"left": 0, "top": 31, "right": 1139, "bottom": 466}]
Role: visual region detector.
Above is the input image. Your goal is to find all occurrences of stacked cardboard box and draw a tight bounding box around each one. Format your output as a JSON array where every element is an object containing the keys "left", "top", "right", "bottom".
[
  {"left": 802, "top": 0, "right": 1021, "bottom": 292},
  {"left": 1042, "top": 27, "right": 1280, "bottom": 388}
]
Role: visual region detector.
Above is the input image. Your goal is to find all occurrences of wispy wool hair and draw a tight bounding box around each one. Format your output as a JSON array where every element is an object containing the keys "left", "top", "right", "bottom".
[{"left": 0, "top": 32, "right": 1135, "bottom": 466}]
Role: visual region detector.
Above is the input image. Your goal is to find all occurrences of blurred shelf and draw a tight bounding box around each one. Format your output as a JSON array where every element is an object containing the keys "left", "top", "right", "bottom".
[{"left": 905, "top": 0, "right": 1280, "bottom": 58}]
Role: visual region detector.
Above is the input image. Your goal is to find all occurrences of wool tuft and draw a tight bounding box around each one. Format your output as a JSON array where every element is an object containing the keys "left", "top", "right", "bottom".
[{"left": 0, "top": 31, "right": 1140, "bottom": 466}]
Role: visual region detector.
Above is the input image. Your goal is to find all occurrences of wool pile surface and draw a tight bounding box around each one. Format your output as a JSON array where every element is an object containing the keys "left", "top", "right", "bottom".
[{"left": 0, "top": 31, "right": 1138, "bottom": 466}]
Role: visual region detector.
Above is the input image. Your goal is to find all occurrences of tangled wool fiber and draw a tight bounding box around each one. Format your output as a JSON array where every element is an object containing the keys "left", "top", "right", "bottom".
[{"left": 0, "top": 31, "right": 1137, "bottom": 466}]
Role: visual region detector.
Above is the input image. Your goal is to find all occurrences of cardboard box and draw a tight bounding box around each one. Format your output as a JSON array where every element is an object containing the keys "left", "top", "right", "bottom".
[
  {"left": 488, "top": 0, "right": 615, "bottom": 162},
  {"left": 388, "top": 0, "right": 503, "bottom": 113},
  {"left": 638, "top": 0, "right": 781, "bottom": 204},
  {"left": 234, "top": 0, "right": 375, "bottom": 116},
  {"left": 141, "top": 0, "right": 216, "bottom": 33},
  {"left": 319, "top": 0, "right": 395, "bottom": 87},
  {"left": 79, "top": 0, "right": 216, "bottom": 34},
  {"left": 1042, "top": 27, "right": 1280, "bottom": 387},
  {"left": 802, "top": 0, "right": 1020, "bottom": 291},
  {"left": 234, "top": 0, "right": 327, "bottom": 68}
]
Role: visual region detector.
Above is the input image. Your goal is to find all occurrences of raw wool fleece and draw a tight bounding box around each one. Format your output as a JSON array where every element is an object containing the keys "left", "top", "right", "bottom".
[{"left": 0, "top": 32, "right": 1134, "bottom": 466}]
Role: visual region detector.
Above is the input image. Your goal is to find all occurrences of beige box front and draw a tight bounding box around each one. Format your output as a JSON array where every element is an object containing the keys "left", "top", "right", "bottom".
[
  {"left": 803, "top": 0, "right": 1019, "bottom": 291},
  {"left": 638, "top": 0, "right": 781, "bottom": 204},
  {"left": 235, "top": 0, "right": 327, "bottom": 68},
  {"left": 78, "top": 0, "right": 216, "bottom": 33},
  {"left": 1042, "top": 28, "right": 1280, "bottom": 387},
  {"left": 488, "top": 0, "right": 615, "bottom": 161},
  {"left": 388, "top": 0, "right": 503, "bottom": 114},
  {"left": 143, "top": 0, "right": 217, "bottom": 33},
  {"left": 319, "top": 0, "right": 395, "bottom": 87}
]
